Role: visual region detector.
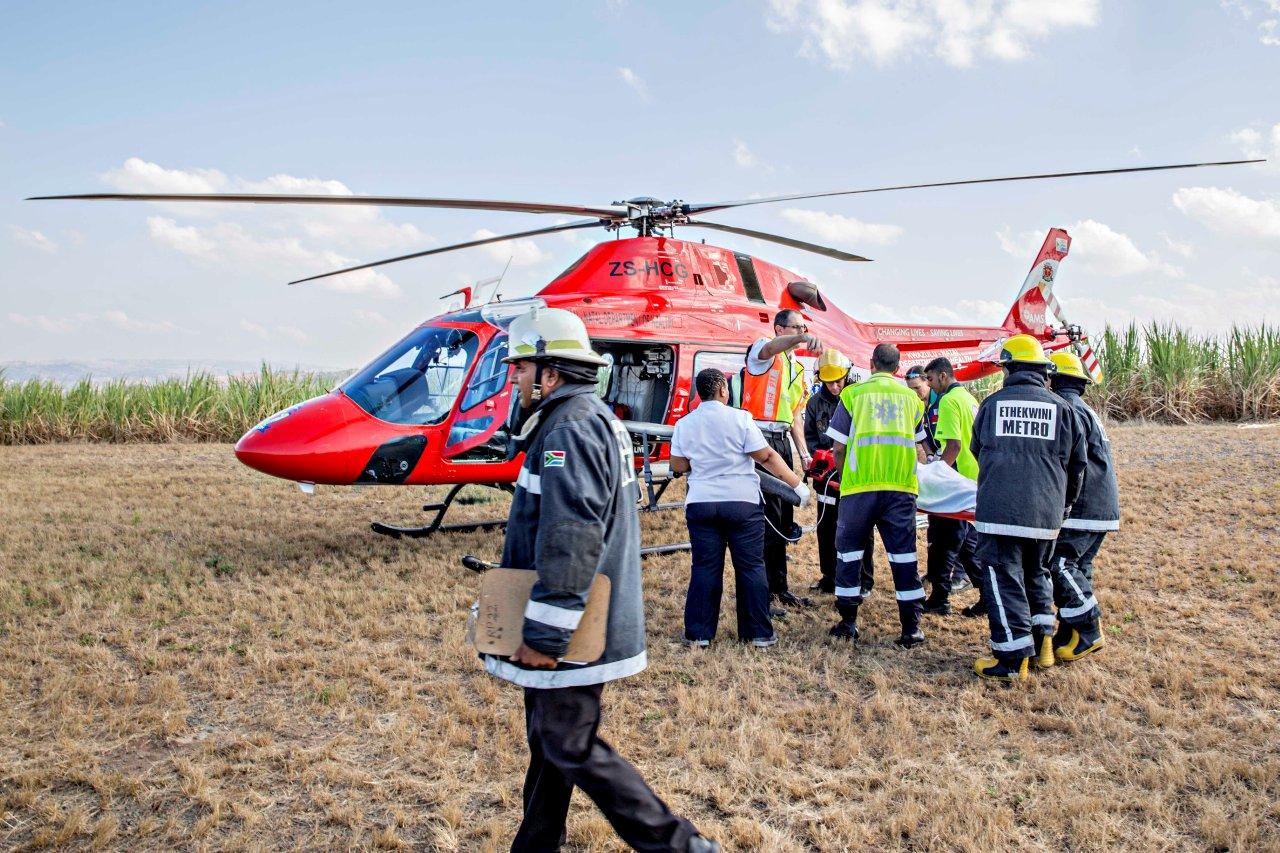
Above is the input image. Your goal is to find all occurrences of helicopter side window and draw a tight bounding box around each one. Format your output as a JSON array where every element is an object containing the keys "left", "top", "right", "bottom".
[
  {"left": 459, "top": 334, "right": 510, "bottom": 411},
  {"left": 341, "top": 326, "right": 479, "bottom": 425}
]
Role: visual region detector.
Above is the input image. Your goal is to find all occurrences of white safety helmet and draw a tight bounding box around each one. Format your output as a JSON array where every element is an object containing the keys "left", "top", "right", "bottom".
[{"left": 502, "top": 306, "right": 608, "bottom": 367}]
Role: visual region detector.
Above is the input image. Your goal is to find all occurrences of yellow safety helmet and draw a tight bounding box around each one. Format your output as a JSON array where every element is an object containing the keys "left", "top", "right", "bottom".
[
  {"left": 998, "top": 334, "right": 1052, "bottom": 366},
  {"left": 502, "top": 306, "right": 608, "bottom": 366},
  {"left": 816, "top": 348, "right": 852, "bottom": 382},
  {"left": 1049, "top": 350, "right": 1093, "bottom": 382}
]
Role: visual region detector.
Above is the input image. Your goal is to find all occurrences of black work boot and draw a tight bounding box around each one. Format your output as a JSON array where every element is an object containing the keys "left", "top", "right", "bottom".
[
  {"left": 894, "top": 630, "right": 926, "bottom": 648},
  {"left": 960, "top": 598, "right": 987, "bottom": 619},
  {"left": 1055, "top": 619, "right": 1105, "bottom": 662},
  {"left": 974, "top": 654, "right": 1029, "bottom": 681},
  {"left": 829, "top": 603, "right": 859, "bottom": 640},
  {"left": 922, "top": 592, "right": 951, "bottom": 615}
]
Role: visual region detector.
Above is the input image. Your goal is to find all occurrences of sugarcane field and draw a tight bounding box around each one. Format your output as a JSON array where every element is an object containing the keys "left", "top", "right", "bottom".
[{"left": 5, "top": 3, "right": 1280, "bottom": 851}]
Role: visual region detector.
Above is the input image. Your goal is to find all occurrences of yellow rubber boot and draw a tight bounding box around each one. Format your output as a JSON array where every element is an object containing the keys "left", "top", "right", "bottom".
[
  {"left": 1033, "top": 631, "right": 1056, "bottom": 670},
  {"left": 1054, "top": 625, "right": 1106, "bottom": 662},
  {"left": 974, "top": 656, "right": 1029, "bottom": 682}
]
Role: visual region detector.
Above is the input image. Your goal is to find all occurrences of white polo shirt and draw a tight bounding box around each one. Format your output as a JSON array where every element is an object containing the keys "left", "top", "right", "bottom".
[{"left": 669, "top": 400, "right": 768, "bottom": 505}]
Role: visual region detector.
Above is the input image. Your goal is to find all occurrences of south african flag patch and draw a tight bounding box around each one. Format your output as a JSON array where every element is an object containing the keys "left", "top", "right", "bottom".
[{"left": 544, "top": 450, "right": 566, "bottom": 468}]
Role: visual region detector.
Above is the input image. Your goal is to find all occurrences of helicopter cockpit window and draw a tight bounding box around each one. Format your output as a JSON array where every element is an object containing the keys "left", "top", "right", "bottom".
[
  {"left": 459, "top": 334, "right": 510, "bottom": 411},
  {"left": 341, "top": 326, "right": 479, "bottom": 425}
]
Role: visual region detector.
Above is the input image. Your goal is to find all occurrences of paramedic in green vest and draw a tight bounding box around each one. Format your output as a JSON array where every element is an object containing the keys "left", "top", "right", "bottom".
[
  {"left": 920, "top": 357, "right": 985, "bottom": 617},
  {"left": 824, "top": 343, "right": 931, "bottom": 646},
  {"left": 741, "top": 309, "right": 821, "bottom": 609}
]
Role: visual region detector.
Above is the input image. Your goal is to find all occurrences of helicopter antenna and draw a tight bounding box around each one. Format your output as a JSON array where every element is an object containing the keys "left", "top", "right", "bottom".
[{"left": 483, "top": 256, "right": 513, "bottom": 305}]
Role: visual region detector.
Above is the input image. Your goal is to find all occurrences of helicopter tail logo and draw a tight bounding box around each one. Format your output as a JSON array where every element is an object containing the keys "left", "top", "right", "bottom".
[{"left": 1002, "top": 228, "right": 1071, "bottom": 334}]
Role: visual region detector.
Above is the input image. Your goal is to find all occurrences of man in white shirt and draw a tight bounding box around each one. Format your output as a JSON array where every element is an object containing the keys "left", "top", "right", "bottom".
[
  {"left": 739, "top": 309, "right": 823, "bottom": 609},
  {"left": 670, "top": 368, "right": 810, "bottom": 647}
]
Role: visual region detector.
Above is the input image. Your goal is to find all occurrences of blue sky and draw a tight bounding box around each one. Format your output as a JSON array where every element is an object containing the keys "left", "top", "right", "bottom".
[{"left": 3, "top": 1, "right": 1279, "bottom": 368}]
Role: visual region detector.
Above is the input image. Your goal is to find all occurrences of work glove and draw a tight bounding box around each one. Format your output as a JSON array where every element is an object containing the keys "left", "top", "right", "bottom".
[{"left": 793, "top": 482, "right": 812, "bottom": 508}]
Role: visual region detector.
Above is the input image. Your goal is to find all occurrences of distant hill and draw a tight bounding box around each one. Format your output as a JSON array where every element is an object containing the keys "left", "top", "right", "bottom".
[{"left": 0, "top": 359, "right": 350, "bottom": 386}]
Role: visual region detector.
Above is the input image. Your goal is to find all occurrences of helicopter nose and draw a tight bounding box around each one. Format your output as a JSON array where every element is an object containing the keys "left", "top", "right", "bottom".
[{"left": 234, "top": 392, "right": 371, "bottom": 484}]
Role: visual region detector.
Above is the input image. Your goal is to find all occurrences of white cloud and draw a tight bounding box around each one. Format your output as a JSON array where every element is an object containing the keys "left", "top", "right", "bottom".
[
  {"left": 1172, "top": 186, "right": 1280, "bottom": 246},
  {"left": 781, "top": 208, "right": 904, "bottom": 246},
  {"left": 8, "top": 310, "right": 183, "bottom": 335},
  {"left": 147, "top": 216, "right": 401, "bottom": 298},
  {"left": 1160, "top": 233, "right": 1196, "bottom": 259},
  {"left": 96, "top": 158, "right": 434, "bottom": 296},
  {"left": 1229, "top": 121, "right": 1280, "bottom": 171},
  {"left": 1221, "top": 0, "right": 1280, "bottom": 45},
  {"left": 240, "top": 319, "right": 311, "bottom": 345},
  {"left": 473, "top": 229, "right": 552, "bottom": 267},
  {"left": 733, "top": 139, "right": 771, "bottom": 171},
  {"left": 767, "top": 0, "right": 1099, "bottom": 70},
  {"left": 7, "top": 312, "right": 77, "bottom": 334},
  {"left": 617, "top": 67, "right": 650, "bottom": 101},
  {"left": 997, "top": 220, "right": 1183, "bottom": 277},
  {"left": 352, "top": 309, "right": 390, "bottom": 326},
  {"left": 8, "top": 225, "right": 58, "bottom": 253},
  {"left": 103, "top": 310, "right": 181, "bottom": 334},
  {"left": 102, "top": 157, "right": 228, "bottom": 194}
]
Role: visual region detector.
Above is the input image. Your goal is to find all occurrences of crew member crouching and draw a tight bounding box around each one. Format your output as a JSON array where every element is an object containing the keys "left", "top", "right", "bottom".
[
  {"left": 969, "top": 334, "right": 1087, "bottom": 681},
  {"left": 1047, "top": 350, "right": 1117, "bottom": 662},
  {"left": 489, "top": 306, "right": 716, "bottom": 852}
]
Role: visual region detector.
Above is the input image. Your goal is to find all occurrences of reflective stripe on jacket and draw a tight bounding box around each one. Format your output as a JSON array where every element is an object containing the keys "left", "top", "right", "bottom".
[{"left": 741, "top": 345, "right": 807, "bottom": 425}]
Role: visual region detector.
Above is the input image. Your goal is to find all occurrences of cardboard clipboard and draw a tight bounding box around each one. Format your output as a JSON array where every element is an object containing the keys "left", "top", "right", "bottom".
[{"left": 472, "top": 569, "right": 610, "bottom": 664}]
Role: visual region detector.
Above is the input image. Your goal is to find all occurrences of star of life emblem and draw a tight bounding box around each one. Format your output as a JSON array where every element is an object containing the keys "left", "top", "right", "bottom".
[{"left": 874, "top": 399, "right": 902, "bottom": 424}]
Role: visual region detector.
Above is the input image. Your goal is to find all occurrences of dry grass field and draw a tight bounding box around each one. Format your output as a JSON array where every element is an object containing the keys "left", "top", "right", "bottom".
[{"left": 1, "top": 424, "right": 1278, "bottom": 851}]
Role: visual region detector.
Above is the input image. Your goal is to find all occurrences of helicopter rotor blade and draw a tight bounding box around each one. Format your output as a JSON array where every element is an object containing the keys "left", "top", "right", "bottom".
[
  {"left": 288, "top": 219, "right": 606, "bottom": 285},
  {"left": 27, "top": 192, "right": 627, "bottom": 220},
  {"left": 684, "top": 159, "right": 1266, "bottom": 216},
  {"left": 684, "top": 220, "right": 871, "bottom": 262}
]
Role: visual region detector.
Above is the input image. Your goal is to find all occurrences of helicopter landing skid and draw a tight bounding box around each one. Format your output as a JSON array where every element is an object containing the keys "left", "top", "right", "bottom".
[{"left": 371, "top": 482, "right": 512, "bottom": 539}]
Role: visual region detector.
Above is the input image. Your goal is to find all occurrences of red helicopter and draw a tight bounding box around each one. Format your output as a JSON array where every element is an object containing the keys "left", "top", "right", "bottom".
[{"left": 31, "top": 159, "right": 1258, "bottom": 541}]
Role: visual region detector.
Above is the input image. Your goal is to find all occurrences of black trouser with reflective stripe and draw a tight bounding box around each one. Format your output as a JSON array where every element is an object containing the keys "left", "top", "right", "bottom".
[
  {"left": 975, "top": 533, "right": 1055, "bottom": 662},
  {"left": 1048, "top": 529, "right": 1105, "bottom": 626},
  {"left": 925, "top": 516, "right": 980, "bottom": 599},
  {"left": 834, "top": 490, "right": 922, "bottom": 635},
  {"left": 816, "top": 478, "right": 874, "bottom": 594},
  {"left": 515, "top": 684, "right": 698, "bottom": 852},
  {"left": 758, "top": 429, "right": 794, "bottom": 595}
]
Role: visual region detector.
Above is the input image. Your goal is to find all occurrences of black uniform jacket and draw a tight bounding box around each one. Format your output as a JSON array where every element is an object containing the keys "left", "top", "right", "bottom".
[
  {"left": 484, "top": 382, "right": 647, "bottom": 689},
  {"left": 970, "top": 371, "right": 1087, "bottom": 540},
  {"left": 1056, "top": 386, "right": 1121, "bottom": 531}
]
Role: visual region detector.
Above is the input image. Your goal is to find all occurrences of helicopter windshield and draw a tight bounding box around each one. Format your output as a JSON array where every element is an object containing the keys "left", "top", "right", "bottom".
[{"left": 341, "top": 325, "right": 480, "bottom": 425}]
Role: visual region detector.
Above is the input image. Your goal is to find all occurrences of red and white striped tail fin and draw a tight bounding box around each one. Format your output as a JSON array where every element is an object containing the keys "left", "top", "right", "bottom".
[
  {"left": 1073, "top": 337, "right": 1103, "bottom": 383},
  {"left": 1003, "top": 228, "right": 1071, "bottom": 335}
]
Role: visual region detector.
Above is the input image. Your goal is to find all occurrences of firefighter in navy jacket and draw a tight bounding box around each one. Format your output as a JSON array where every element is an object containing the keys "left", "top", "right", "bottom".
[
  {"left": 1047, "top": 349, "right": 1118, "bottom": 662},
  {"left": 489, "top": 306, "right": 714, "bottom": 852},
  {"left": 969, "top": 334, "right": 1088, "bottom": 682}
]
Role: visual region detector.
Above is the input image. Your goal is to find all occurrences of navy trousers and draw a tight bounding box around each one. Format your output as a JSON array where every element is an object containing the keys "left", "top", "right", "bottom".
[
  {"left": 1048, "top": 529, "right": 1104, "bottom": 626},
  {"left": 975, "top": 533, "right": 1055, "bottom": 662},
  {"left": 816, "top": 477, "right": 874, "bottom": 594},
  {"left": 684, "top": 500, "right": 774, "bottom": 642},
  {"left": 515, "top": 685, "right": 699, "bottom": 852},
  {"left": 758, "top": 430, "right": 795, "bottom": 595},
  {"left": 925, "top": 516, "right": 980, "bottom": 597},
  {"left": 834, "top": 490, "right": 923, "bottom": 635}
]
